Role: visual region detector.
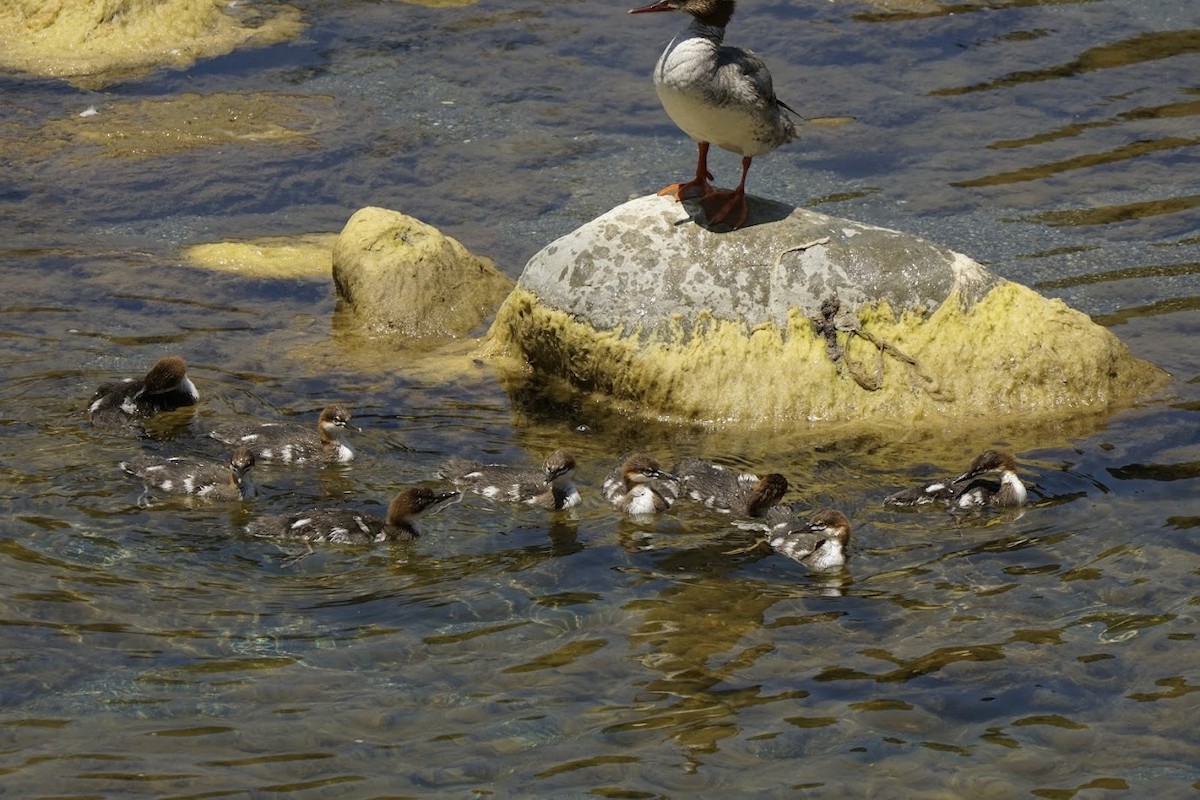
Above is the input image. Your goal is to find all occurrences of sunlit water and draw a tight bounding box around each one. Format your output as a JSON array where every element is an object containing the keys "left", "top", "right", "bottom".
[{"left": 1, "top": 0, "right": 1198, "bottom": 796}]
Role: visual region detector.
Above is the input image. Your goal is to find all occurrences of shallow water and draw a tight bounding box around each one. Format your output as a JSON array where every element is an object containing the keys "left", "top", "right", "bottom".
[{"left": 1, "top": 0, "right": 1198, "bottom": 796}]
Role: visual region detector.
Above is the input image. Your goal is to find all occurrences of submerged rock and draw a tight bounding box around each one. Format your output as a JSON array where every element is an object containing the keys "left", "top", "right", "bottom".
[
  {"left": 484, "top": 193, "right": 1167, "bottom": 427},
  {"left": 183, "top": 234, "right": 338, "bottom": 280},
  {"left": 333, "top": 207, "right": 514, "bottom": 339}
]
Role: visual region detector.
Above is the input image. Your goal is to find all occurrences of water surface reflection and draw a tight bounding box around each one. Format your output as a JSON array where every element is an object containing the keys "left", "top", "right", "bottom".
[{"left": 1, "top": 0, "right": 1198, "bottom": 796}]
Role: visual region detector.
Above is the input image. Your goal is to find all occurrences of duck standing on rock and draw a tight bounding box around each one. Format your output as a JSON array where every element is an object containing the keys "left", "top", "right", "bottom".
[{"left": 630, "top": 0, "right": 797, "bottom": 229}]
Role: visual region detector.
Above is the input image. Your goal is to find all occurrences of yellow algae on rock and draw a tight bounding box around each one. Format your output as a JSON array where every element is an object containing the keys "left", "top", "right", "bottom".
[
  {"left": 332, "top": 207, "right": 514, "bottom": 340},
  {"left": 0, "top": 0, "right": 305, "bottom": 89},
  {"left": 485, "top": 283, "right": 1167, "bottom": 427},
  {"left": 182, "top": 234, "right": 338, "bottom": 280},
  {"left": 482, "top": 194, "right": 1168, "bottom": 428}
]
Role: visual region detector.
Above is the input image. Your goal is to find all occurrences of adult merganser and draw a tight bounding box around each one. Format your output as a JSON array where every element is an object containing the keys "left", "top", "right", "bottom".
[
  {"left": 672, "top": 458, "right": 787, "bottom": 517},
  {"left": 86, "top": 355, "right": 199, "bottom": 429},
  {"left": 603, "top": 453, "right": 680, "bottom": 515},
  {"left": 768, "top": 509, "right": 851, "bottom": 570},
  {"left": 121, "top": 446, "right": 256, "bottom": 505},
  {"left": 884, "top": 450, "right": 1027, "bottom": 510},
  {"left": 210, "top": 404, "right": 360, "bottom": 464},
  {"left": 245, "top": 487, "right": 460, "bottom": 545},
  {"left": 439, "top": 449, "right": 582, "bottom": 511},
  {"left": 630, "top": 0, "right": 797, "bottom": 229}
]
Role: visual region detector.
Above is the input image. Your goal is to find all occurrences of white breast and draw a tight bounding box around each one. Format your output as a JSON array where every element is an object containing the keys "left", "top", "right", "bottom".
[{"left": 625, "top": 487, "right": 660, "bottom": 515}]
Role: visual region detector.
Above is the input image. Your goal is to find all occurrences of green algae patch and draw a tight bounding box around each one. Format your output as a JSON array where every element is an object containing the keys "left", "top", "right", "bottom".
[
  {"left": 483, "top": 283, "right": 1168, "bottom": 428},
  {"left": 0, "top": 0, "right": 305, "bottom": 89},
  {"left": 182, "top": 234, "right": 338, "bottom": 280}
]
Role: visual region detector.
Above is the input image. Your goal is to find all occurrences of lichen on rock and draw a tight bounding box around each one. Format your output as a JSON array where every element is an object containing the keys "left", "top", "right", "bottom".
[
  {"left": 483, "top": 194, "right": 1168, "bottom": 427},
  {"left": 332, "top": 207, "right": 514, "bottom": 340}
]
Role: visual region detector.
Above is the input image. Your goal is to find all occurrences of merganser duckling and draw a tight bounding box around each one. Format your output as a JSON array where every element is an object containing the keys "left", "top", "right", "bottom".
[
  {"left": 210, "top": 404, "right": 360, "bottom": 464},
  {"left": 673, "top": 458, "right": 787, "bottom": 517},
  {"left": 884, "top": 450, "right": 1027, "bottom": 510},
  {"left": 630, "top": 0, "right": 797, "bottom": 229},
  {"left": 439, "top": 449, "right": 582, "bottom": 510},
  {"left": 121, "top": 446, "right": 255, "bottom": 505},
  {"left": 948, "top": 449, "right": 1027, "bottom": 510},
  {"left": 603, "top": 453, "right": 680, "bottom": 515},
  {"left": 86, "top": 355, "right": 199, "bottom": 429},
  {"left": 768, "top": 509, "right": 851, "bottom": 570},
  {"left": 246, "top": 487, "right": 460, "bottom": 545}
]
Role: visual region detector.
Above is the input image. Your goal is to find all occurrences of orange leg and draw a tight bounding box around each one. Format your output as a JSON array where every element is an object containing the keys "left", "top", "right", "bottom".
[
  {"left": 701, "top": 155, "right": 752, "bottom": 230},
  {"left": 658, "top": 142, "right": 714, "bottom": 201}
]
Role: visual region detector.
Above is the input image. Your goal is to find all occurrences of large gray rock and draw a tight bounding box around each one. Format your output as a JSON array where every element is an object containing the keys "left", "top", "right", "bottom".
[
  {"left": 484, "top": 194, "right": 1167, "bottom": 426},
  {"left": 519, "top": 194, "right": 997, "bottom": 336}
]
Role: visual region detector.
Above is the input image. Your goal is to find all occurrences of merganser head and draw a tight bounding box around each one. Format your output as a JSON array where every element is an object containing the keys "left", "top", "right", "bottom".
[
  {"left": 140, "top": 356, "right": 194, "bottom": 397},
  {"left": 543, "top": 450, "right": 578, "bottom": 484},
  {"left": 747, "top": 472, "right": 788, "bottom": 516},
  {"left": 620, "top": 453, "right": 678, "bottom": 487},
  {"left": 955, "top": 450, "right": 1018, "bottom": 483},
  {"left": 629, "top": 0, "right": 734, "bottom": 28},
  {"left": 228, "top": 446, "right": 256, "bottom": 482},
  {"left": 806, "top": 509, "right": 852, "bottom": 544},
  {"left": 387, "top": 487, "right": 461, "bottom": 526},
  {"left": 318, "top": 404, "right": 361, "bottom": 436}
]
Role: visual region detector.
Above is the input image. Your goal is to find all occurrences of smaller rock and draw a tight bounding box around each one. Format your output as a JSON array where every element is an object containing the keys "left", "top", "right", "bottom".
[{"left": 332, "top": 207, "right": 514, "bottom": 339}]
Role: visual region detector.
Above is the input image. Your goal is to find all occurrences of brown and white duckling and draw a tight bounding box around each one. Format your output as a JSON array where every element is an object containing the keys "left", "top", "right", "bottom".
[
  {"left": 948, "top": 450, "right": 1027, "bottom": 510},
  {"left": 121, "top": 446, "right": 255, "bottom": 505},
  {"left": 673, "top": 458, "right": 787, "bottom": 517},
  {"left": 767, "top": 509, "right": 851, "bottom": 571},
  {"left": 210, "top": 404, "right": 360, "bottom": 464},
  {"left": 440, "top": 449, "right": 581, "bottom": 511},
  {"left": 87, "top": 355, "right": 199, "bottom": 429},
  {"left": 884, "top": 450, "right": 1026, "bottom": 510},
  {"left": 246, "top": 487, "right": 460, "bottom": 545},
  {"left": 603, "top": 453, "right": 680, "bottom": 515}
]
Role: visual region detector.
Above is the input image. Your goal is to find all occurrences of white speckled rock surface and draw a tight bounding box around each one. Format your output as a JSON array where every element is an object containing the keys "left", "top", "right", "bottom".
[{"left": 516, "top": 194, "right": 996, "bottom": 337}]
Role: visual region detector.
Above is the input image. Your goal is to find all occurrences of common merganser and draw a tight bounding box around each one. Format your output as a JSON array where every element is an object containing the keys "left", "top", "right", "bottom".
[
  {"left": 210, "top": 404, "right": 360, "bottom": 464},
  {"left": 884, "top": 450, "right": 1027, "bottom": 510},
  {"left": 603, "top": 453, "right": 680, "bottom": 515},
  {"left": 947, "top": 450, "right": 1027, "bottom": 510},
  {"left": 121, "top": 446, "right": 255, "bottom": 505},
  {"left": 673, "top": 458, "right": 787, "bottom": 517},
  {"left": 439, "top": 449, "right": 582, "bottom": 510},
  {"left": 768, "top": 509, "right": 851, "bottom": 570},
  {"left": 245, "top": 487, "right": 460, "bottom": 545},
  {"left": 630, "top": 0, "right": 797, "bottom": 229},
  {"left": 86, "top": 355, "right": 199, "bottom": 429}
]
